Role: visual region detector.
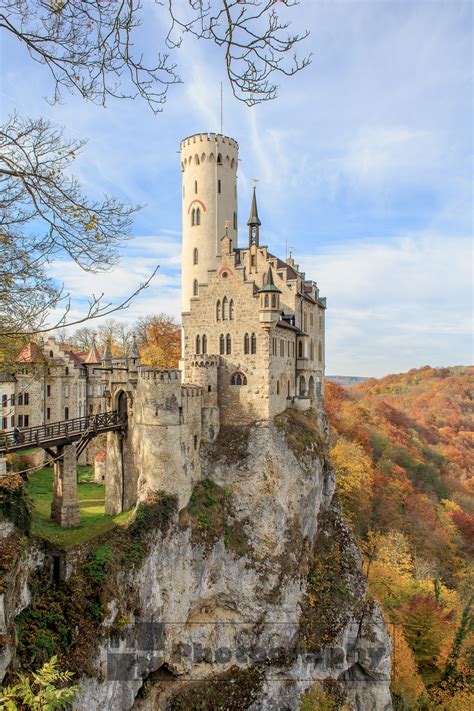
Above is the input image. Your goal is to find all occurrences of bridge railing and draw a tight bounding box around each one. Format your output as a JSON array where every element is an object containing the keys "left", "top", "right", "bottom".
[{"left": 0, "top": 411, "right": 126, "bottom": 452}]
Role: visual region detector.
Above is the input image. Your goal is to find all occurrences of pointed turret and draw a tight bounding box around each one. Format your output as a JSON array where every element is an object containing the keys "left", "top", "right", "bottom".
[
  {"left": 129, "top": 334, "right": 139, "bottom": 360},
  {"left": 247, "top": 187, "right": 261, "bottom": 247},
  {"left": 258, "top": 266, "right": 281, "bottom": 329},
  {"left": 258, "top": 266, "right": 281, "bottom": 294},
  {"left": 102, "top": 338, "right": 112, "bottom": 366},
  {"left": 84, "top": 337, "right": 101, "bottom": 364}
]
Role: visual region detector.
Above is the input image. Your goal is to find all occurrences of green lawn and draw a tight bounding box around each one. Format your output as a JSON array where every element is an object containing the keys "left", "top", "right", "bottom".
[{"left": 27, "top": 467, "right": 133, "bottom": 548}]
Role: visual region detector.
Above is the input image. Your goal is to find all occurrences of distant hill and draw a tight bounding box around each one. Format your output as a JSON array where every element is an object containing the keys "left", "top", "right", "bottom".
[
  {"left": 325, "top": 365, "right": 474, "bottom": 708},
  {"left": 326, "top": 375, "right": 369, "bottom": 386}
]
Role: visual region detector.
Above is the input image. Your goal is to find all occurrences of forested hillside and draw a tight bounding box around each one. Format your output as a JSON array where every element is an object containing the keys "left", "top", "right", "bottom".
[{"left": 325, "top": 366, "right": 473, "bottom": 709}]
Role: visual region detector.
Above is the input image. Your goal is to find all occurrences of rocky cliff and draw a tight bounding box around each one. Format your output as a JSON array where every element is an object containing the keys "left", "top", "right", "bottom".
[{"left": 1, "top": 409, "right": 392, "bottom": 710}]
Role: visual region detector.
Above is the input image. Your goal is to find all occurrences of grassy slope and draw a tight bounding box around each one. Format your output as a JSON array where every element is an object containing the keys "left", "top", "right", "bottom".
[{"left": 27, "top": 466, "right": 132, "bottom": 548}]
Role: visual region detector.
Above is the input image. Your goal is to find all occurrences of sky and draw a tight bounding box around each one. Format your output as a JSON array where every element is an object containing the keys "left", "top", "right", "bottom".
[{"left": 1, "top": 0, "right": 472, "bottom": 376}]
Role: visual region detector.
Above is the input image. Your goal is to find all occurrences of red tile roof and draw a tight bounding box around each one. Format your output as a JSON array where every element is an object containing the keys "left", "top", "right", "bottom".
[{"left": 15, "top": 341, "right": 43, "bottom": 363}]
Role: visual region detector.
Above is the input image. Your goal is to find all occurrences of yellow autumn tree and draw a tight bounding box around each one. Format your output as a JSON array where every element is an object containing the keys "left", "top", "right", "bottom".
[
  {"left": 331, "top": 436, "right": 373, "bottom": 532},
  {"left": 137, "top": 315, "right": 181, "bottom": 369}
]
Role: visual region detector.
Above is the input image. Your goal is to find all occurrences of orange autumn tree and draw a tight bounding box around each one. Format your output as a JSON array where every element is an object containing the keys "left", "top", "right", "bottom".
[{"left": 136, "top": 314, "right": 181, "bottom": 369}]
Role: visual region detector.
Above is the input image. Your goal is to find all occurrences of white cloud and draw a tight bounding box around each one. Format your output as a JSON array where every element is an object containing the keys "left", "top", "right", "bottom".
[{"left": 302, "top": 233, "right": 473, "bottom": 376}]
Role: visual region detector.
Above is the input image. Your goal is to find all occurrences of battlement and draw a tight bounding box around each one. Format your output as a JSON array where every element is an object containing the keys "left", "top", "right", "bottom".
[
  {"left": 181, "top": 384, "right": 202, "bottom": 397},
  {"left": 180, "top": 133, "right": 239, "bottom": 151},
  {"left": 180, "top": 133, "right": 238, "bottom": 173},
  {"left": 188, "top": 356, "right": 219, "bottom": 369},
  {"left": 138, "top": 368, "right": 181, "bottom": 382}
]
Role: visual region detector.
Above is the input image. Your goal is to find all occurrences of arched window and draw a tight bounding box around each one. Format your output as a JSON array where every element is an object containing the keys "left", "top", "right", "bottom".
[
  {"left": 191, "top": 208, "right": 195, "bottom": 226},
  {"left": 218, "top": 179, "right": 221, "bottom": 194},
  {"left": 226, "top": 333, "right": 232, "bottom": 355},
  {"left": 209, "top": 152, "right": 215, "bottom": 162},
  {"left": 196, "top": 335, "right": 201, "bottom": 354},
  {"left": 217, "top": 153, "right": 222, "bottom": 164},
  {"left": 193, "top": 247, "right": 198, "bottom": 265},
  {"left": 298, "top": 340, "right": 303, "bottom": 358},
  {"left": 194, "top": 180, "right": 198, "bottom": 193},
  {"left": 194, "top": 154, "right": 199, "bottom": 165},
  {"left": 230, "top": 372, "right": 247, "bottom": 386},
  {"left": 201, "top": 153, "right": 206, "bottom": 163},
  {"left": 222, "top": 296, "right": 228, "bottom": 319},
  {"left": 244, "top": 333, "right": 250, "bottom": 354},
  {"left": 251, "top": 333, "right": 257, "bottom": 354},
  {"left": 229, "top": 299, "right": 234, "bottom": 320},
  {"left": 318, "top": 342, "right": 323, "bottom": 362},
  {"left": 264, "top": 295, "right": 269, "bottom": 308},
  {"left": 219, "top": 334, "right": 225, "bottom": 355},
  {"left": 202, "top": 335, "right": 207, "bottom": 354},
  {"left": 271, "top": 294, "right": 277, "bottom": 308},
  {"left": 216, "top": 300, "right": 221, "bottom": 321},
  {"left": 299, "top": 376, "right": 306, "bottom": 397},
  {"left": 193, "top": 279, "right": 198, "bottom": 296},
  {"left": 287, "top": 380, "right": 290, "bottom": 397},
  {"left": 196, "top": 207, "right": 201, "bottom": 225},
  {"left": 233, "top": 211, "right": 237, "bottom": 230}
]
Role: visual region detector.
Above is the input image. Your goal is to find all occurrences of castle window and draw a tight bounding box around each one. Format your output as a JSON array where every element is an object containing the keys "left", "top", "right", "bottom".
[
  {"left": 222, "top": 296, "right": 228, "bottom": 319},
  {"left": 47, "top": 407, "right": 51, "bottom": 420},
  {"left": 64, "top": 407, "right": 69, "bottom": 420},
  {"left": 310, "top": 312, "right": 313, "bottom": 327},
  {"left": 193, "top": 247, "right": 198, "bottom": 265},
  {"left": 191, "top": 208, "right": 195, "bottom": 226},
  {"left": 194, "top": 154, "right": 199, "bottom": 166},
  {"left": 65, "top": 366, "right": 69, "bottom": 375},
  {"left": 24, "top": 393, "right": 29, "bottom": 405},
  {"left": 229, "top": 299, "right": 234, "bottom": 320},
  {"left": 18, "top": 394, "right": 23, "bottom": 405},
  {"left": 251, "top": 333, "right": 257, "bottom": 354},
  {"left": 251, "top": 255, "right": 256, "bottom": 267},
  {"left": 318, "top": 342, "right": 323, "bottom": 362},
  {"left": 218, "top": 179, "right": 221, "bottom": 194},
  {"left": 194, "top": 180, "right": 198, "bottom": 194},
  {"left": 217, "top": 153, "right": 222, "bottom": 164},
  {"left": 230, "top": 372, "right": 247, "bottom": 386},
  {"left": 202, "top": 335, "right": 207, "bottom": 354},
  {"left": 219, "top": 334, "right": 225, "bottom": 355},
  {"left": 233, "top": 211, "right": 237, "bottom": 230},
  {"left": 216, "top": 300, "right": 221, "bottom": 320},
  {"left": 310, "top": 341, "right": 314, "bottom": 360},
  {"left": 271, "top": 294, "right": 277, "bottom": 308},
  {"left": 196, "top": 335, "right": 201, "bottom": 354},
  {"left": 277, "top": 381, "right": 280, "bottom": 395},
  {"left": 280, "top": 340, "right": 284, "bottom": 357},
  {"left": 304, "top": 313, "right": 307, "bottom": 331},
  {"left": 264, "top": 295, "right": 269, "bottom": 308},
  {"left": 244, "top": 333, "right": 249, "bottom": 354},
  {"left": 193, "top": 279, "right": 198, "bottom": 296},
  {"left": 226, "top": 334, "right": 232, "bottom": 355},
  {"left": 298, "top": 340, "right": 303, "bottom": 358},
  {"left": 194, "top": 434, "right": 198, "bottom": 449},
  {"left": 196, "top": 207, "right": 201, "bottom": 225}
]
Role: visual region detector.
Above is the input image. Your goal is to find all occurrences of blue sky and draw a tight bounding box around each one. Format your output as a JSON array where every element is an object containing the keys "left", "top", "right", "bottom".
[{"left": 1, "top": 0, "right": 472, "bottom": 376}]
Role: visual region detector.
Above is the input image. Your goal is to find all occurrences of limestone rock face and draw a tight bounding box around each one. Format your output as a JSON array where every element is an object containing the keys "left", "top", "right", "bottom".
[{"left": 72, "top": 412, "right": 392, "bottom": 711}]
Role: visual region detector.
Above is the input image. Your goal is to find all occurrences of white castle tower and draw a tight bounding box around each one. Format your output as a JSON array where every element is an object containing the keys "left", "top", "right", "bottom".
[{"left": 180, "top": 133, "right": 239, "bottom": 313}]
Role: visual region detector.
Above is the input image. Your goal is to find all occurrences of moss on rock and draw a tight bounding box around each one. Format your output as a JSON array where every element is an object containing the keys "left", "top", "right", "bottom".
[
  {"left": 166, "top": 665, "right": 264, "bottom": 710},
  {"left": 298, "top": 502, "right": 366, "bottom": 652},
  {"left": 274, "top": 408, "right": 327, "bottom": 463},
  {"left": 179, "top": 479, "right": 250, "bottom": 556},
  {"left": 0, "top": 473, "right": 32, "bottom": 534}
]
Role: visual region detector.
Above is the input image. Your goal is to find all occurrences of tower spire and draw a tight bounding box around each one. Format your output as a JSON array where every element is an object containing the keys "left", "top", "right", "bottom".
[{"left": 247, "top": 186, "right": 261, "bottom": 247}]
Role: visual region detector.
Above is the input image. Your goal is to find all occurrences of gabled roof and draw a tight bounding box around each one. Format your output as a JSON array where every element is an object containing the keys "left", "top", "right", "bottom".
[
  {"left": 276, "top": 320, "right": 301, "bottom": 333},
  {"left": 16, "top": 341, "right": 43, "bottom": 363}
]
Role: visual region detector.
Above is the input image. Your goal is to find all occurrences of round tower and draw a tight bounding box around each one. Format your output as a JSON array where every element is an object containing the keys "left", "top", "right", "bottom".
[{"left": 180, "top": 133, "right": 239, "bottom": 313}]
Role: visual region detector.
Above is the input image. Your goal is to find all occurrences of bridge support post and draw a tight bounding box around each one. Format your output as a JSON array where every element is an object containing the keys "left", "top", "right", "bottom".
[
  {"left": 51, "top": 444, "right": 80, "bottom": 528},
  {"left": 0, "top": 458, "right": 7, "bottom": 478}
]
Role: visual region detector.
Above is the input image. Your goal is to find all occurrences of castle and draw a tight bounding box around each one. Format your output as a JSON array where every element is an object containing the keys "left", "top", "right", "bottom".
[
  {"left": 1, "top": 133, "right": 326, "bottom": 523},
  {"left": 102, "top": 133, "right": 326, "bottom": 515}
]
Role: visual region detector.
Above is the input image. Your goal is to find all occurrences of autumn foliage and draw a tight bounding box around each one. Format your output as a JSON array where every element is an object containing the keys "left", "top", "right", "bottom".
[
  {"left": 325, "top": 366, "right": 474, "bottom": 709},
  {"left": 136, "top": 314, "right": 181, "bottom": 369}
]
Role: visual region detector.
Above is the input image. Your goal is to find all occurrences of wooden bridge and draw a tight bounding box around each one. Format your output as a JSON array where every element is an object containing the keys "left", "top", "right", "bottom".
[
  {"left": 0, "top": 410, "right": 126, "bottom": 457},
  {"left": 0, "top": 411, "right": 127, "bottom": 529}
]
